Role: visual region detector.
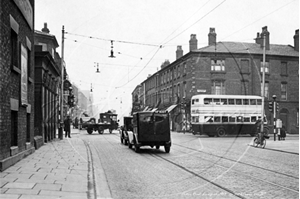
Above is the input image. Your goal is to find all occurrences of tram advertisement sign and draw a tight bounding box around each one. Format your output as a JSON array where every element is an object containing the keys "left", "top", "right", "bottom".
[{"left": 21, "top": 44, "right": 28, "bottom": 106}]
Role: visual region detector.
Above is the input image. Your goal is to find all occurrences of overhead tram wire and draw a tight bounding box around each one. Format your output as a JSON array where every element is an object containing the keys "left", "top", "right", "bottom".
[
  {"left": 160, "top": 0, "right": 211, "bottom": 45},
  {"left": 65, "top": 32, "right": 162, "bottom": 47},
  {"left": 161, "top": 0, "right": 227, "bottom": 45},
  {"left": 220, "top": 0, "right": 296, "bottom": 41},
  {"left": 115, "top": 1, "right": 226, "bottom": 89},
  {"left": 115, "top": 46, "right": 162, "bottom": 89}
]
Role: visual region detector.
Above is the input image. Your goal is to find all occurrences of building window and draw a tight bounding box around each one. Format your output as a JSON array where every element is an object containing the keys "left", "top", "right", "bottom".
[
  {"left": 184, "top": 63, "right": 187, "bottom": 74},
  {"left": 174, "top": 66, "right": 177, "bottom": 79},
  {"left": 183, "top": 82, "right": 186, "bottom": 98},
  {"left": 211, "top": 81, "right": 225, "bottom": 95},
  {"left": 261, "top": 82, "right": 269, "bottom": 99},
  {"left": 281, "top": 62, "right": 287, "bottom": 75},
  {"left": 11, "top": 111, "right": 18, "bottom": 146},
  {"left": 211, "top": 59, "right": 225, "bottom": 71},
  {"left": 260, "top": 61, "right": 269, "bottom": 73},
  {"left": 177, "top": 84, "right": 180, "bottom": 98},
  {"left": 241, "top": 59, "right": 249, "bottom": 73},
  {"left": 281, "top": 83, "right": 287, "bottom": 100},
  {"left": 177, "top": 65, "right": 181, "bottom": 78},
  {"left": 11, "top": 30, "right": 18, "bottom": 68}
]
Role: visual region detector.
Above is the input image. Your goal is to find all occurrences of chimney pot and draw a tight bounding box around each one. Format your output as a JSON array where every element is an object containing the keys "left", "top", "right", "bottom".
[
  {"left": 42, "top": 22, "right": 50, "bottom": 33},
  {"left": 294, "top": 29, "right": 299, "bottom": 51},
  {"left": 208, "top": 27, "right": 217, "bottom": 46},
  {"left": 260, "top": 26, "right": 270, "bottom": 50},
  {"left": 176, "top": 45, "right": 183, "bottom": 60},
  {"left": 189, "top": 34, "right": 198, "bottom": 51}
]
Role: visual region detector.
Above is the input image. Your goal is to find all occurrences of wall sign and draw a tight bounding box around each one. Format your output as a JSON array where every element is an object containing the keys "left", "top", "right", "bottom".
[
  {"left": 21, "top": 44, "right": 28, "bottom": 105},
  {"left": 13, "top": 0, "right": 33, "bottom": 30}
]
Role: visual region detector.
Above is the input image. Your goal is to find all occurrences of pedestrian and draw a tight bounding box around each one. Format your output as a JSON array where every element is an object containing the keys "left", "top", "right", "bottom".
[
  {"left": 74, "top": 117, "right": 79, "bottom": 129},
  {"left": 64, "top": 116, "right": 71, "bottom": 138},
  {"left": 280, "top": 126, "right": 287, "bottom": 141},
  {"left": 79, "top": 118, "right": 83, "bottom": 130}
]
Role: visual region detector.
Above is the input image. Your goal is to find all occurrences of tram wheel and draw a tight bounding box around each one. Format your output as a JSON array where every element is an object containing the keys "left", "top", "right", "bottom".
[{"left": 217, "top": 128, "right": 226, "bottom": 137}]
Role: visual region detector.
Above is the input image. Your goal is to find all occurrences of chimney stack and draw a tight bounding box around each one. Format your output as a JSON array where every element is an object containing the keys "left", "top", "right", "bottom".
[
  {"left": 254, "top": 32, "right": 261, "bottom": 45},
  {"left": 208, "top": 27, "right": 216, "bottom": 46},
  {"left": 261, "top": 26, "right": 270, "bottom": 50},
  {"left": 294, "top": 29, "right": 299, "bottom": 51},
  {"left": 189, "top": 34, "right": 198, "bottom": 51},
  {"left": 176, "top": 45, "right": 183, "bottom": 60},
  {"left": 42, "top": 23, "right": 50, "bottom": 33}
]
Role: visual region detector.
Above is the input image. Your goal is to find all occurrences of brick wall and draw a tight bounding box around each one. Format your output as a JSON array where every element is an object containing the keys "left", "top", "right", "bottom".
[{"left": 0, "top": 0, "right": 35, "bottom": 160}]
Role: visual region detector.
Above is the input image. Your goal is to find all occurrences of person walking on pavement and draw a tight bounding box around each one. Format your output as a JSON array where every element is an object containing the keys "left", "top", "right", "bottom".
[
  {"left": 280, "top": 125, "right": 287, "bottom": 141},
  {"left": 64, "top": 116, "right": 71, "bottom": 138}
]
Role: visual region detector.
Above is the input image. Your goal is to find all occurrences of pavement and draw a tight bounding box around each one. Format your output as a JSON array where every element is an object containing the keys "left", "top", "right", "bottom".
[{"left": 0, "top": 129, "right": 298, "bottom": 199}]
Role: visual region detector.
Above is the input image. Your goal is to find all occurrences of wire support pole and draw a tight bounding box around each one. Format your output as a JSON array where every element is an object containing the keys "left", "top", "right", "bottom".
[
  {"left": 260, "top": 34, "right": 266, "bottom": 142},
  {"left": 59, "top": 25, "right": 65, "bottom": 140}
]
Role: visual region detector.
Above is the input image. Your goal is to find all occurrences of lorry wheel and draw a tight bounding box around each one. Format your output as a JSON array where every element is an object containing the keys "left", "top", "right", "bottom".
[
  {"left": 128, "top": 141, "right": 132, "bottom": 149},
  {"left": 87, "top": 129, "right": 93, "bottom": 134},
  {"left": 98, "top": 127, "right": 104, "bottom": 134},
  {"left": 156, "top": 145, "right": 160, "bottom": 149},
  {"left": 134, "top": 143, "right": 140, "bottom": 153},
  {"left": 109, "top": 129, "right": 112, "bottom": 134},
  {"left": 164, "top": 145, "right": 170, "bottom": 153},
  {"left": 124, "top": 140, "right": 128, "bottom": 145}
]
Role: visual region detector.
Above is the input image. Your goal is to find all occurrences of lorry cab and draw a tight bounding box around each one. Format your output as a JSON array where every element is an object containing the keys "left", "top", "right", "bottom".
[{"left": 127, "top": 111, "right": 171, "bottom": 153}]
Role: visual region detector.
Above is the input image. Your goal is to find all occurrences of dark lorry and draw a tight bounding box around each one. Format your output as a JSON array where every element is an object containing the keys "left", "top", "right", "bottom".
[
  {"left": 127, "top": 111, "right": 171, "bottom": 153},
  {"left": 85, "top": 112, "right": 118, "bottom": 134}
]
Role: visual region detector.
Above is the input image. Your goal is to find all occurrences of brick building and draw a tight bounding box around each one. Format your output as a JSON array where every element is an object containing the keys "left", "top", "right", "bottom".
[
  {"left": 133, "top": 27, "right": 299, "bottom": 134},
  {"left": 0, "top": 0, "right": 35, "bottom": 171},
  {"left": 34, "top": 23, "right": 61, "bottom": 147}
]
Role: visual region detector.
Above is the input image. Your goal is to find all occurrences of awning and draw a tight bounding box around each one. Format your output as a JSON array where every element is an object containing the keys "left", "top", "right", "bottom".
[
  {"left": 151, "top": 108, "right": 158, "bottom": 112},
  {"left": 143, "top": 106, "right": 149, "bottom": 111},
  {"left": 166, "top": 104, "right": 177, "bottom": 113}
]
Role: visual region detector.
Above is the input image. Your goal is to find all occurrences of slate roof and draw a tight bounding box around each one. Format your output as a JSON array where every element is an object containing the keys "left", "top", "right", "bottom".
[{"left": 194, "top": 42, "right": 299, "bottom": 57}]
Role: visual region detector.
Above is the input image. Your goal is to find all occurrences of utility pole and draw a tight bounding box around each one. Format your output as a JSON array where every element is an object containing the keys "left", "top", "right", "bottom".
[
  {"left": 59, "top": 25, "right": 65, "bottom": 140},
  {"left": 260, "top": 34, "right": 266, "bottom": 142},
  {"left": 272, "top": 95, "right": 277, "bottom": 141}
]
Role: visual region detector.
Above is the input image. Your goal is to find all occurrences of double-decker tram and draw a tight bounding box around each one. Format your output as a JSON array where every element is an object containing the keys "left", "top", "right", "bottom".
[{"left": 190, "top": 95, "right": 265, "bottom": 137}]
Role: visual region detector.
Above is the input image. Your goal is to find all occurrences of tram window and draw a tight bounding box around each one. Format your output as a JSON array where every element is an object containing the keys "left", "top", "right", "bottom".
[
  {"left": 192, "top": 116, "right": 199, "bottom": 123},
  {"left": 237, "top": 116, "right": 243, "bottom": 122},
  {"left": 204, "top": 98, "right": 212, "bottom": 105},
  {"left": 257, "top": 99, "right": 262, "bottom": 105},
  {"left": 204, "top": 116, "right": 213, "bottom": 122},
  {"left": 192, "top": 98, "right": 199, "bottom": 105},
  {"left": 221, "top": 99, "right": 227, "bottom": 105},
  {"left": 251, "top": 116, "right": 257, "bottom": 122},
  {"left": 229, "top": 116, "right": 235, "bottom": 122},
  {"left": 244, "top": 117, "right": 250, "bottom": 122},
  {"left": 222, "top": 116, "right": 228, "bottom": 122},
  {"left": 236, "top": 99, "right": 242, "bottom": 105},
  {"left": 213, "top": 98, "right": 220, "bottom": 103},
  {"left": 250, "top": 99, "right": 256, "bottom": 105},
  {"left": 228, "top": 99, "right": 235, "bottom": 105},
  {"left": 214, "top": 117, "right": 221, "bottom": 122},
  {"left": 243, "top": 99, "right": 249, "bottom": 105}
]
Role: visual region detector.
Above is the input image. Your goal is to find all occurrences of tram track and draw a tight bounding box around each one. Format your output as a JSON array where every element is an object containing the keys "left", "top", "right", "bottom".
[
  {"left": 105, "top": 135, "right": 299, "bottom": 198},
  {"left": 174, "top": 143, "right": 299, "bottom": 180},
  {"left": 151, "top": 143, "right": 299, "bottom": 195}
]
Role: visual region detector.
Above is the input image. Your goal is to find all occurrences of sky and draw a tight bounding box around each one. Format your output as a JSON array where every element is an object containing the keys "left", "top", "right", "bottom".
[{"left": 35, "top": 0, "right": 299, "bottom": 119}]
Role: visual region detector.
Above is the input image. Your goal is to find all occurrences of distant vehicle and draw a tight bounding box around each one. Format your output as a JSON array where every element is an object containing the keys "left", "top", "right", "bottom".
[
  {"left": 81, "top": 117, "right": 95, "bottom": 129},
  {"left": 190, "top": 94, "right": 268, "bottom": 137},
  {"left": 127, "top": 111, "right": 171, "bottom": 153},
  {"left": 85, "top": 112, "right": 119, "bottom": 134},
  {"left": 120, "top": 116, "right": 133, "bottom": 145}
]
